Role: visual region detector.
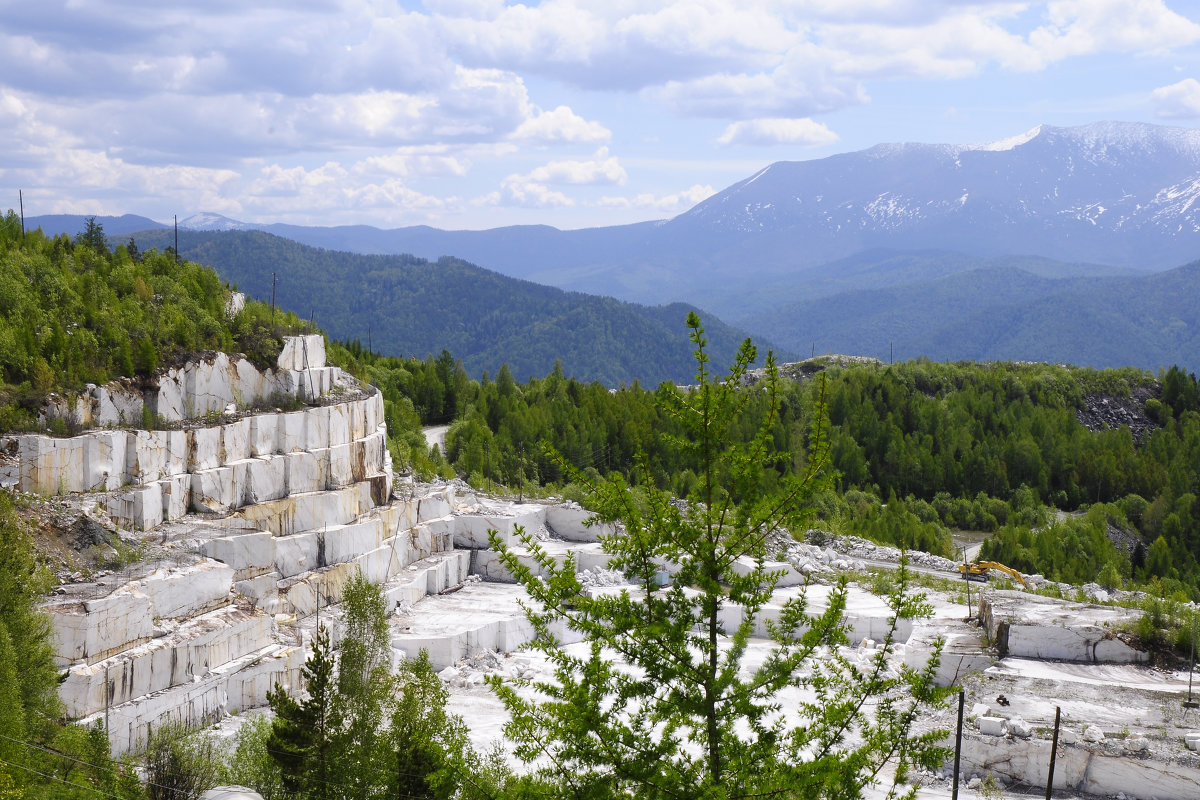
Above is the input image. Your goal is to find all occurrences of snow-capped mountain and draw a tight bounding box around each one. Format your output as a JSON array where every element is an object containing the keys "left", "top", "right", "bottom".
[
  {"left": 177, "top": 212, "right": 257, "bottom": 232},
  {"left": 666, "top": 121, "right": 1200, "bottom": 273}
]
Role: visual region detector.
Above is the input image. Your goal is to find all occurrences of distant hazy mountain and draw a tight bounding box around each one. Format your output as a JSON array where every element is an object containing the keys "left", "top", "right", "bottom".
[
  {"left": 757, "top": 259, "right": 1200, "bottom": 371},
  {"left": 25, "top": 121, "right": 1200, "bottom": 371},
  {"left": 26, "top": 213, "right": 167, "bottom": 237},
  {"left": 129, "top": 229, "right": 777, "bottom": 385}
]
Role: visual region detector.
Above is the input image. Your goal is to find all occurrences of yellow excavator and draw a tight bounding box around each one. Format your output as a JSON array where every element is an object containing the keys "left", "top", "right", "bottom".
[{"left": 957, "top": 561, "right": 1031, "bottom": 590}]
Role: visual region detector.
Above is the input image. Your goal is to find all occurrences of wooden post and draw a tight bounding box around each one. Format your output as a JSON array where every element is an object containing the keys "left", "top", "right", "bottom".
[
  {"left": 1045, "top": 706, "right": 1061, "bottom": 799},
  {"left": 18, "top": 189, "right": 24, "bottom": 241},
  {"left": 952, "top": 690, "right": 964, "bottom": 800},
  {"left": 174, "top": 214, "right": 179, "bottom": 262}
]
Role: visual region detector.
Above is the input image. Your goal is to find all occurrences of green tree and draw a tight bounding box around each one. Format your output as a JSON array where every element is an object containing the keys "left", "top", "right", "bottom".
[
  {"left": 76, "top": 217, "right": 107, "bottom": 254},
  {"left": 0, "top": 494, "right": 59, "bottom": 741},
  {"left": 221, "top": 716, "right": 285, "bottom": 800},
  {"left": 143, "top": 721, "right": 220, "bottom": 800},
  {"left": 334, "top": 570, "right": 395, "bottom": 800},
  {"left": 385, "top": 651, "right": 487, "bottom": 800},
  {"left": 1097, "top": 561, "right": 1123, "bottom": 591},
  {"left": 490, "top": 314, "right": 946, "bottom": 800},
  {"left": 267, "top": 626, "right": 340, "bottom": 800}
]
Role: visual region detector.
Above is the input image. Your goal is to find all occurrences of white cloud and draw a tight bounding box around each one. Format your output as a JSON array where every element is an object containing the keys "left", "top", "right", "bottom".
[
  {"left": 489, "top": 147, "right": 627, "bottom": 209},
  {"left": 486, "top": 181, "right": 576, "bottom": 208},
  {"left": 1151, "top": 77, "right": 1200, "bottom": 118},
  {"left": 1030, "top": 0, "right": 1200, "bottom": 62},
  {"left": 599, "top": 184, "right": 715, "bottom": 213},
  {"left": 717, "top": 118, "right": 839, "bottom": 147},
  {"left": 512, "top": 105, "right": 612, "bottom": 144},
  {"left": 523, "top": 148, "right": 627, "bottom": 185},
  {"left": 653, "top": 42, "right": 868, "bottom": 118},
  {"left": 6, "top": 1, "right": 1200, "bottom": 228}
]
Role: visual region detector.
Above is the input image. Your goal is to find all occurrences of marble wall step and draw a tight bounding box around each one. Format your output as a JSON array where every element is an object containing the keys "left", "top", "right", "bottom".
[
  {"left": 46, "top": 560, "right": 236, "bottom": 667},
  {"left": 382, "top": 550, "right": 473, "bottom": 610},
  {"left": 59, "top": 601, "right": 277, "bottom": 718},
  {"left": 81, "top": 642, "right": 303, "bottom": 755}
]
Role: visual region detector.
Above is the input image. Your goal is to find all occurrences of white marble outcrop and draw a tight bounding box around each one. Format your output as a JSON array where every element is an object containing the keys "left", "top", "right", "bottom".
[
  {"left": 3, "top": 388, "right": 388, "bottom": 532},
  {"left": 904, "top": 622, "right": 993, "bottom": 688},
  {"left": 59, "top": 604, "right": 274, "bottom": 718},
  {"left": 81, "top": 643, "right": 304, "bottom": 755},
  {"left": 980, "top": 592, "right": 1147, "bottom": 663},
  {"left": 47, "top": 590, "right": 156, "bottom": 666},
  {"left": 38, "top": 335, "right": 339, "bottom": 431},
  {"left": 957, "top": 730, "right": 1200, "bottom": 800}
]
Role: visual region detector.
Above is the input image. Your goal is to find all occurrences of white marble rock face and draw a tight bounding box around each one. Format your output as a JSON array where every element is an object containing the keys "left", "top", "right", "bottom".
[
  {"left": 136, "top": 561, "right": 235, "bottom": 621},
  {"left": 47, "top": 590, "right": 156, "bottom": 665}
]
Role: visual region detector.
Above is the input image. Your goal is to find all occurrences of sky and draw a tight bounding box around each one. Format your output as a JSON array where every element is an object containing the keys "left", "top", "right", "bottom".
[{"left": 4, "top": 0, "right": 1200, "bottom": 231}]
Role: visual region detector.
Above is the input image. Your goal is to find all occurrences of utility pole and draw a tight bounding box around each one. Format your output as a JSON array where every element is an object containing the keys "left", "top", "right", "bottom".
[
  {"left": 1186, "top": 612, "right": 1198, "bottom": 710},
  {"left": 173, "top": 215, "right": 179, "bottom": 263},
  {"left": 18, "top": 189, "right": 25, "bottom": 241},
  {"left": 952, "top": 690, "right": 964, "bottom": 800},
  {"left": 1045, "top": 706, "right": 1061, "bottom": 799}
]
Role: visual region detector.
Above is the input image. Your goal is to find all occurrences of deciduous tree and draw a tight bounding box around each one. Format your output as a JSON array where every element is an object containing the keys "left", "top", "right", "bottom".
[{"left": 491, "top": 313, "right": 947, "bottom": 799}]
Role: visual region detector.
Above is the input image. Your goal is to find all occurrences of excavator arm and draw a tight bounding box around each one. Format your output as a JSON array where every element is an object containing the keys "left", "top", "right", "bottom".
[{"left": 957, "top": 560, "right": 1031, "bottom": 589}]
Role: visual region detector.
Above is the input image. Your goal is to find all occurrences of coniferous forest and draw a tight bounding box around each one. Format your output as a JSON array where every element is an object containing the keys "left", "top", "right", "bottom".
[{"left": 333, "top": 339, "right": 1200, "bottom": 599}]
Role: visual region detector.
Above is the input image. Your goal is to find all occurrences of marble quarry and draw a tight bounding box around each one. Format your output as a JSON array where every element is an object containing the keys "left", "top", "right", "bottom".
[{"left": 13, "top": 337, "right": 1200, "bottom": 797}]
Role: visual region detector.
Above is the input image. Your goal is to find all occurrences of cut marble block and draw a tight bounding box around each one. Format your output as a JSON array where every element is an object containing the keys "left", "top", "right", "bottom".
[
  {"left": 127, "top": 429, "right": 187, "bottom": 483},
  {"left": 188, "top": 426, "right": 223, "bottom": 472},
  {"left": 304, "top": 405, "right": 332, "bottom": 451},
  {"left": 234, "top": 572, "right": 280, "bottom": 606},
  {"left": 278, "top": 334, "right": 326, "bottom": 371},
  {"left": 47, "top": 590, "right": 155, "bottom": 665},
  {"left": 274, "top": 532, "right": 322, "bottom": 579},
  {"left": 324, "top": 518, "right": 385, "bottom": 566},
  {"left": 110, "top": 484, "right": 164, "bottom": 531},
  {"left": 244, "top": 455, "right": 288, "bottom": 505},
  {"left": 545, "top": 504, "right": 616, "bottom": 542},
  {"left": 285, "top": 450, "right": 325, "bottom": 495},
  {"left": 191, "top": 463, "right": 249, "bottom": 514},
  {"left": 731, "top": 555, "right": 805, "bottom": 588},
  {"left": 277, "top": 410, "right": 309, "bottom": 453},
  {"left": 248, "top": 413, "right": 279, "bottom": 457},
  {"left": 416, "top": 491, "right": 454, "bottom": 522},
  {"left": 328, "top": 443, "right": 353, "bottom": 487},
  {"left": 160, "top": 474, "right": 192, "bottom": 521},
  {"left": 136, "top": 561, "right": 234, "bottom": 621},
  {"left": 411, "top": 518, "right": 455, "bottom": 557},
  {"left": 59, "top": 604, "right": 275, "bottom": 717},
  {"left": 328, "top": 403, "right": 351, "bottom": 448},
  {"left": 978, "top": 717, "right": 1007, "bottom": 736},
  {"left": 221, "top": 418, "right": 250, "bottom": 463},
  {"left": 200, "top": 531, "right": 275, "bottom": 579}
]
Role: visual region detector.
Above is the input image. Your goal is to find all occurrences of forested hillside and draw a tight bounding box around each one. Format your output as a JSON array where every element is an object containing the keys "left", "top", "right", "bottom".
[
  {"left": 0, "top": 214, "right": 310, "bottom": 433},
  {"left": 337, "top": 341, "right": 1200, "bottom": 599},
  {"left": 129, "top": 227, "right": 773, "bottom": 386},
  {"left": 750, "top": 258, "right": 1200, "bottom": 370}
]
